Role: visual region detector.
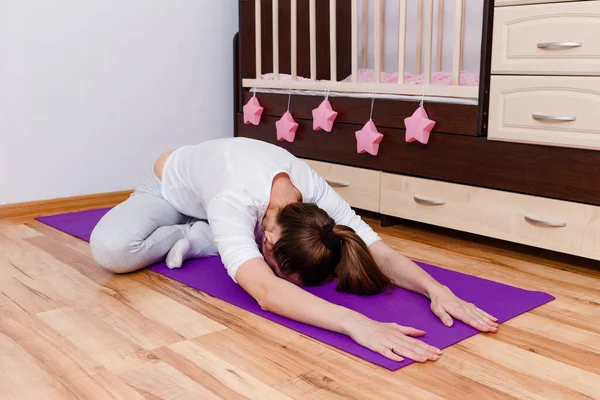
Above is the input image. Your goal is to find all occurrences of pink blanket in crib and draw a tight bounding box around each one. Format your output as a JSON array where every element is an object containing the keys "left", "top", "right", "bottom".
[{"left": 262, "top": 68, "right": 479, "bottom": 86}]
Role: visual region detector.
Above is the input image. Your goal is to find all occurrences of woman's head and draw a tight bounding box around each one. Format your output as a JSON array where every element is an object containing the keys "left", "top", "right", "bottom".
[{"left": 261, "top": 202, "right": 391, "bottom": 295}]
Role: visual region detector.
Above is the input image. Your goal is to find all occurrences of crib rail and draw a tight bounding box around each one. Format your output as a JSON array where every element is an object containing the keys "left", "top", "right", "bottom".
[{"left": 244, "top": 0, "right": 478, "bottom": 99}]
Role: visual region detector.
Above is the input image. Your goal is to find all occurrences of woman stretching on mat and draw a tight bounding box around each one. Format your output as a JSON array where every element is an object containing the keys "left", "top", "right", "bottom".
[{"left": 91, "top": 137, "right": 498, "bottom": 363}]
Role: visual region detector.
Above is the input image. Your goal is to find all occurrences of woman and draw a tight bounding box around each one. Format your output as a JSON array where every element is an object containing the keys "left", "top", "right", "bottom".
[{"left": 91, "top": 137, "right": 498, "bottom": 363}]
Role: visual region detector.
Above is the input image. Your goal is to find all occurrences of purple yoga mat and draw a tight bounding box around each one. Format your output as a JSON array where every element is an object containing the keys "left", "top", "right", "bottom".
[{"left": 36, "top": 208, "right": 554, "bottom": 371}]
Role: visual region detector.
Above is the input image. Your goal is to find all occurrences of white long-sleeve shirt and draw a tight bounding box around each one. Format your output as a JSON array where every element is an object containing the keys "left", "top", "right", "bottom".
[{"left": 160, "top": 137, "right": 381, "bottom": 281}]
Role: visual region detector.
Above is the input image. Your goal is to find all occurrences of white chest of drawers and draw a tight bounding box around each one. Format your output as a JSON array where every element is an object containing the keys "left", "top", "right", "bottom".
[{"left": 489, "top": 0, "right": 600, "bottom": 151}]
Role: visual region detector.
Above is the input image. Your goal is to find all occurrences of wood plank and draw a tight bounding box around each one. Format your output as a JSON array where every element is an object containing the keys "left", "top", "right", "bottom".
[
  {"left": 493, "top": 324, "right": 600, "bottom": 376},
  {"left": 506, "top": 309, "right": 600, "bottom": 350},
  {"left": 438, "top": 346, "right": 591, "bottom": 399},
  {"left": 397, "top": 0, "right": 407, "bottom": 83},
  {"left": 290, "top": 0, "right": 297, "bottom": 80},
  {"left": 255, "top": 0, "right": 262, "bottom": 78},
  {"left": 37, "top": 307, "right": 145, "bottom": 369},
  {"left": 169, "top": 340, "right": 293, "bottom": 400},
  {"left": 193, "top": 329, "right": 310, "bottom": 386},
  {"left": 309, "top": 0, "right": 316, "bottom": 80},
  {"left": 416, "top": 0, "right": 423, "bottom": 74},
  {"left": 275, "top": 371, "right": 374, "bottom": 400},
  {"left": 119, "top": 361, "right": 220, "bottom": 400},
  {"left": 272, "top": 0, "right": 279, "bottom": 79},
  {"left": 0, "top": 190, "right": 131, "bottom": 220},
  {"left": 154, "top": 346, "right": 249, "bottom": 400},
  {"left": 462, "top": 336, "right": 600, "bottom": 398},
  {"left": 452, "top": 0, "right": 464, "bottom": 84},
  {"left": 436, "top": 0, "right": 444, "bottom": 71},
  {"left": 423, "top": 0, "right": 433, "bottom": 84},
  {"left": 0, "top": 315, "right": 144, "bottom": 400},
  {"left": 361, "top": 0, "right": 368, "bottom": 70},
  {"left": 351, "top": 0, "right": 358, "bottom": 82},
  {"left": 0, "top": 326, "right": 76, "bottom": 400},
  {"left": 0, "top": 232, "right": 80, "bottom": 279},
  {"left": 398, "top": 362, "right": 514, "bottom": 400},
  {"left": 110, "top": 280, "right": 226, "bottom": 339},
  {"left": 0, "top": 221, "right": 43, "bottom": 239},
  {"left": 329, "top": 0, "right": 337, "bottom": 81},
  {"left": 83, "top": 296, "right": 186, "bottom": 351},
  {"left": 532, "top": 299, "right": 600, "bottom": 335},
  {"left": 243, "top": 77, "right": 479, "bottom": 98},
  {"left": 374, "top": 0, "right": 383, "bottom": 83}
]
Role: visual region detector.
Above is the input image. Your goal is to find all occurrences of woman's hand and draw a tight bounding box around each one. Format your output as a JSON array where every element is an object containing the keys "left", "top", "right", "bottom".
[
  {"left": 345, "top": 314, "right": 442, "bottom": 362},
  {"left": 429, "top": 285, "right": 499, "bottom": 332}
]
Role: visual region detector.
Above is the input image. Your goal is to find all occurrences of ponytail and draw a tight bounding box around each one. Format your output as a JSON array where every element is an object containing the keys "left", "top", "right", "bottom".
[
  {"left": 273, "top": 202, "right": 391, "bottom": 295},
  {"left": 333, "top": 225, "right": 391, "bottom": 295}
]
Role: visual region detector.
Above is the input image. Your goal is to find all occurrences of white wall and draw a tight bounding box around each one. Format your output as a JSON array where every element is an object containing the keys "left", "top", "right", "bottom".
[
  {"left": 0, "top": 0, "right": 238, "bottom": 204},
  {"left": 359, "top": 0, "right": 483, "bottom": 74}
]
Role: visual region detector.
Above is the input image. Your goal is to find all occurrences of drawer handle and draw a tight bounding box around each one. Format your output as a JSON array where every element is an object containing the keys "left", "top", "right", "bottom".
[
  {"left": 532, "top": 114, "right": 577, "bottom": 122},
  {"left": 524, "top": 215, "right": 567, "bottom": 228},
  {"left": 413, "top": 195, "right": 446, "bottom": 206},
  {"left": 325, "top": 178, "right": 350, "bottom": 188},
  {"left": 537, "top": 41, "right": 583, "bottom": 49}
]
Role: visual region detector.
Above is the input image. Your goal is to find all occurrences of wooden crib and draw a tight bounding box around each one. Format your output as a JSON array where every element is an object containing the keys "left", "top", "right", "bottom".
[
  {"left": 234, "top": 0, "right": 600, "bottom": 262},
  {"left": 243, "top": 0, "right": 478, "bottom": 99}
]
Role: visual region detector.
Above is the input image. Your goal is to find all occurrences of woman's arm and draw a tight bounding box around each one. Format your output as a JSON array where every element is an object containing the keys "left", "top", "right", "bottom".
[
  {"left": 369, "top": 240, "right": 499, "bottom": 332},
  {"left": 369, "top": 241, "right": 443, "bottom": 296},
  {"left": 235, "top": 257, "right": 442, "bottom": 363}
]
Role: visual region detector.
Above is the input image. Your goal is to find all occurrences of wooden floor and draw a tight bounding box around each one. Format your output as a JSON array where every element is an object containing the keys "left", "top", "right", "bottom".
[{"left": 1, "top": 213, "right": 600, "bottom": 400}]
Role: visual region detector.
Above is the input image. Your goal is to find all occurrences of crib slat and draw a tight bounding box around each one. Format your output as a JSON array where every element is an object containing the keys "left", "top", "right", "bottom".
[
  {"left": 255, "top": 0, "right": 262, "bottom": 79},
  {"left": 374, "top": 0, "right": 384, "bottom": 83},
  {"left": 291, "top": 0, "right": 297, "bottom": 80},
  {"left": 310, "top": 0, "right": 317, "bottom": 80},
  {"left": 437, "top": 0, "right": 444, "bottom": 71},
  {"left": 352, "top": 0, "right": 358, "bottom": 82},
  {"left": 397, "top": 0, "right": 407, "bottom": 83},
  {"left": 416, "top": 0, "right": 423, "bottom": 75},
  {"left": 382, "top": 0, "right": 386, "bottom": 60},
  {"left": 361, "top": 0, "right": 368, "bottom": 70},
  {"left": 272, "top": 0, "right": 279, "bottom": 79},
  {"left": 452, "top": 0, "right": 464, "bottom": 85},
  {"left": 330, "top": 0, "right": 337, "bottom": 81},
  {"left": 424, "top": 0, "right": 433, "bottom": 84}
]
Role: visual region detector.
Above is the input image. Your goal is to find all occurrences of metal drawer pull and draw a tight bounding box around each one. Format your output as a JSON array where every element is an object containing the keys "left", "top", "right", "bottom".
[
  {"left": 532, "top": 114, "right": 576, "bottom": 122},
  {"left": 325, "top": 178, "right": 350, "bottom": 187},
  {"left": 524, "top": 215, "right": 567, "bottom": 228},
  {"left": 413, "top": 195, "right": 445, "bottom": 206},
  {"left": 537, "top": 41, "right": 582, "bottom": 49}
]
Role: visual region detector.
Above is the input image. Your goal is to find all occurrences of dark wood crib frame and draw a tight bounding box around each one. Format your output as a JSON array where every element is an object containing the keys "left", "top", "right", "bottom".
[{"left": 233, "top": 0, "right": 600, "bottom": 209}]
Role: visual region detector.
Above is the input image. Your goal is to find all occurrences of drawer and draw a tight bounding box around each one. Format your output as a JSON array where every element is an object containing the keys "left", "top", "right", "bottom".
[
  {"left": 303, "top": 159, "right": 380, "bottom": 213},
  {"left": 488, "top": 75, "right": 600, "bottom": 150},
  {"left": 491, "top": 1, "right": 600, "bottom": 75},
  {"left": 380, "top": 173, "right": 600, "bottom": 260},
  {"left": 495, "top": 0, "right": 578, "bottom": 6}
]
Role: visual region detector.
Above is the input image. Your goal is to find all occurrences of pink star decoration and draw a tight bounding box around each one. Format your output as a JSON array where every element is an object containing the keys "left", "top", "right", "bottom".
[
  {"left": 243, "top": 96, "right": 263, "bottom": 125},
  {"left": 312, "top": 99, "right": 338, "bottom": 132},
  {"left": 275, "top": 111, "right": 299, "bottom": 143},
  {"left": 404, "top": 105, "right": 436, "bottom": 144},
  {"left": 355, "top": 119, "right": 384, "bottom": 156}
]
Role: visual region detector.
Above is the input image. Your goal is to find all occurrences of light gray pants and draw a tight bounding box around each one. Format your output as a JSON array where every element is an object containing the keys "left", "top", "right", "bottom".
[{"left": 90, "top": 173, "right": 197, "bottom": 273}]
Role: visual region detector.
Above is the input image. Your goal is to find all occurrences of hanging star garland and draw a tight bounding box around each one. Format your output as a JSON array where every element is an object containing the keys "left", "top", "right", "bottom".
[
  {"left": 355, "top": 120, "right": 384, "bottom": 156},
  {"left": 242, "top": 96, "right": 263, "bottom": 125}
]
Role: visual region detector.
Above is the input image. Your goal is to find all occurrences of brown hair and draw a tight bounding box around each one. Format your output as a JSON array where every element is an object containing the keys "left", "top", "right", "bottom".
[{"left": 272, "top": 202, "right": 391, "bottom": 295}]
